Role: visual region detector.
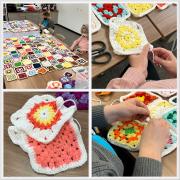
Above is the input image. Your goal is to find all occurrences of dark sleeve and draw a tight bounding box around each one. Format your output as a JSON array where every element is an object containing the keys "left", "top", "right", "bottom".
[
  {"left": 92, "top": 105, "right": 111, "bottom": 131},
  {"left": 133, "top": 157, "right": 162, "bottom": 176}
]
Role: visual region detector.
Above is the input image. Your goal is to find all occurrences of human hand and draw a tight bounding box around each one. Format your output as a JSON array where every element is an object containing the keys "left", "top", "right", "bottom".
[
  {"left": 153, "top": 48, "right": 177, "bottom": 77},
  {"left": 70, "top": 46, "right": 74, "bottom": 51},
  {"left": 129, "top": 44, "right": 150, "bottom": 77},
  {"left": 104, "top": 98, "right": 150, "bottom": 125},
  {"left": 139, "top": 118, "right": 170, "bottom": 161}
]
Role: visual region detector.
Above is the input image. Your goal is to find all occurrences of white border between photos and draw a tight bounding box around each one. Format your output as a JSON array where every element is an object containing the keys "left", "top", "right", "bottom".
[{"left": 0, "top": 0, "right": 179, "bottom": 180}]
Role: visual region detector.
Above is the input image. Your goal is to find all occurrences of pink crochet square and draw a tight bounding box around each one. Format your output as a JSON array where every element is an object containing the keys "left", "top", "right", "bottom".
[{"left": 27, "top": 121, "right": 81, "bottom": 169}]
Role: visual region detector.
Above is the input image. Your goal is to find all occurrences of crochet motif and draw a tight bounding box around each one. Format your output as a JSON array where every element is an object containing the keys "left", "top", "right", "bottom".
[
  {"left": 107, "top": 120, "right": 147, "bottom": 151},
  {"left": 120, "top": 91, "right": 160, "bottom": 105},
  {"left": 8, "top": 119, "right": 87, "bottom": 174},
  {"left": 126, "top": 3, "right": 156, "bottom": 17},
  {"left": 163, "top": 108, "right": 177, "bottom": 130},
  {"left": 10, "top": 95, "right": 77, "bottom": 143},
  {"left": 109, "top": 19, "right": 148, "bottom": 55},
  {"left": 92, "top": 3, "right": 130, "bottom": 26}
]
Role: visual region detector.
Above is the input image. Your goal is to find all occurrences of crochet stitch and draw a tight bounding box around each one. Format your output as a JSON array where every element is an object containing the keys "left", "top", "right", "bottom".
[
  {"left": 109, "top": 19, "right": 148, "bottom": 55},
  {"left": 120, "top": 91, "right": 161, "bottom": 105},
  {"left": 8, "top": 119, "right": 87, "bottom": 174},
  {"left": 107, "top": 120, "right": 147, "bottom": 151},
  {"left": 10, "top": 95, "right": 77, "bottom": 143}
]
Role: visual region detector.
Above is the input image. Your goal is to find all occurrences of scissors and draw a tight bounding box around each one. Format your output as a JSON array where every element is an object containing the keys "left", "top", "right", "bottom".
[{"left": 92, "top": 41, "right": 112, "bottom": 64}]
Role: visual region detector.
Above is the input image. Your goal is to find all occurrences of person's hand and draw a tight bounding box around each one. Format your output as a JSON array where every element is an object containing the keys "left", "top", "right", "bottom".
[
  {"left": 104, "top": 98, "right": 150, "bottom": 124},
  {"left": 153, "top": 48, "right": 177, "bottom": 77},
  {"left": 139, "top": 118, "right": 170, "bottom": 161},
  {"left": 70, "top": 46, "right": 74, "bottom": 51},
  {"left": 129, "top": 44, "right": 150, "bottom": 77}
]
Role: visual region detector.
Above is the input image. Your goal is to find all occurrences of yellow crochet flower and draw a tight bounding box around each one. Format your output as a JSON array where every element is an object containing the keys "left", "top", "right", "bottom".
[
  {"left": 115, "top": 25, "right": 142, "bottom": 50},
  {"left": 127, "top": 3, "right": 153, "bottom": 15},
  {"left": 33, "top": 105, "right": 56, "bottom": 126}
]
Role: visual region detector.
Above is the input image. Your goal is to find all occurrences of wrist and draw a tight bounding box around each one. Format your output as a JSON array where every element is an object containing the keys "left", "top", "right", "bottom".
[
  {"left": 104, "top": 105, "right": 118, "bottom": 124},
  {"left": 139, "top": 147, "right": 161, "bottom": 162}
]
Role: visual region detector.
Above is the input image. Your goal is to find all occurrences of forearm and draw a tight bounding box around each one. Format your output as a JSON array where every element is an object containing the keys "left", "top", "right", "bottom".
[
  {"left": 107, "top": 67, "right": 146, "bottom": 89},
  {"left": 133, "top": 157, "right": 162, "bottom": 176}
]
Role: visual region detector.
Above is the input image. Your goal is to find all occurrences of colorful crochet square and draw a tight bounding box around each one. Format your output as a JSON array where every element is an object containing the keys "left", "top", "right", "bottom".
[
  {"left": 115, "top": 25, "right": 141, "bottom": 50},
  {"left": 163, "top": 109, "right": 177, "bottom": 129},
  {"left": 148, "top": 100, "right": 174, "bottom": 118},
  {"left": 122, "top": 92, "right": 159, "bottom": 105},
  {"left": 8, "top": 120, "right": 87, "bottom": 174},
  {"left": 126, "top": 3, "right": 156, "bottom": 17},
  {"left": 107, "top": 120, "right": 147, "bottom": 150},
  {"left": 10, "top": 95, "right": 77, "bottom": 143},
  {"left": 3, "top": 34, "right": 87, "bottom": 81},
  {"left": 92, "top": 3, "right": 130, "bottom": 26}
]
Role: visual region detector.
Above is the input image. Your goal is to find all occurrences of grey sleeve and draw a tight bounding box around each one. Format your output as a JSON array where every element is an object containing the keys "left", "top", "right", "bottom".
[
  {"left": 133, "top": 157, "right": 162, "bottom": 176},
  {"left": 92, "top": 106, "right": 110, "bottom": 130}
]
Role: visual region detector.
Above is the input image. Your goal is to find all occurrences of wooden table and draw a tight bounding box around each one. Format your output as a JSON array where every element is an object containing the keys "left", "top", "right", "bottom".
[
  {"left": 147, "top": 5, "right": 177, "bottom": 37},
  {"left": 4, "top": 35, "right": 88, "bottom": 89},
  {"left": 92, "top": 5, "right": 177, "bottom": 78},
  {"left": 92, "top": 92, "right": 177, "bottom": 176},
  {"left": 4, "top": 92, "right": 88, "bottom": 177}
]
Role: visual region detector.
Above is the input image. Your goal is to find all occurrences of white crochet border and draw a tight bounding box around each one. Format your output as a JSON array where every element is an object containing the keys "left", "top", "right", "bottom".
[
  {"left": 147, "top": 99, "right": 175, "bottom": 118},
  {"left": 109, "top": 18, "right": 148, "bottom": 55},
  {"left": 8, "top": 119, "right": 87, "bottom": 175},
  {"left": 107, "top": 120, "right": 148, "bottom": 151},
  {"left": 92, "top": 12, "right": 101, "bottom": 34},
  {"left": 10, "top": 95, "right": 77, "bottom": 144},
  {"left": 92, "top": 4, "right": 131, "bottom": 26},
  {"left": 125, "top": 3, "right": 156, "bottom": 17},
  {"left": 119, "top": 91, "right": 162, "bottom": 104},
  {"left": 169, "top": 96, "right": 177, "bottom": 106},
  {"left": 153, "top": 91, "right": 176, "bottom": 98}
]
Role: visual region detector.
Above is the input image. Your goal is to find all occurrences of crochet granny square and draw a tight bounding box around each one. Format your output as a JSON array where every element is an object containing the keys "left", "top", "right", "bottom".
[
  {"left": 107, "top": 120, "right": 147, "bottom": 151},
  {"left": 8, "top": 119, "right": 87, "bottom": 175},
  {"left": 162, "top": 108, "right": 177, "bottom": 131},
  {"left": 109, "top": 18, "right": 148, "bottom": 55},
  {"left": 120, "top": 91, "right": 161, "bottom": 105},
  {"left": 148, "top": 99, "right": 174, "bottom": 119},
  {"left": 125, "top": 3, "right": 156, "bottom": 17},
  {"left": 169, "top": 96, "right": 177, "bottom": 106},
  {"left": 10, "top": 95, "right": 77, "bottom": 143},
  {"left": 92, "top": 3, "right": 130, "bottom": 26}
]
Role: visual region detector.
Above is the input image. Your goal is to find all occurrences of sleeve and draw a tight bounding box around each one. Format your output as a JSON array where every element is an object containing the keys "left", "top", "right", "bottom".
[
  {"left": 133, "top": 157, "right": 162, "bottom": 176},
  {"left": 92, "top": 106, "right": 110, "bottom": 131},
  {"left": 71, "top": 36, "right": 82, "bottom": 49},
  {"left": 106, "top": 67, "right": 146, "bottom": 89}
]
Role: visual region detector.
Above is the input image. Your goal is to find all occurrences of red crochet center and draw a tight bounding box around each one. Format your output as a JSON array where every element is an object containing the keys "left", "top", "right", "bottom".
[
  {"left": 92, "top": 4, "right": 124, "bottom": 19},
  {"left": 124, "top": 92, "right": 158, "bottom": 105},
  {"left": 27, "top": 101, "right": 62, "bottom": 130},
  {"left": 27, "top": 121, "right": 82, "bottom": 169}
]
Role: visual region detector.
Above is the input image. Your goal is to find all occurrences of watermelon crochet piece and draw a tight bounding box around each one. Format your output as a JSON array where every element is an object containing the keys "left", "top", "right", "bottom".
[
  {"left": 107, "top": 120, "right": 147, "bottom": 151},
  {"left": 8, "top": 119, "right": 87, "bottom": 175},
  {"left": 10, "top": 95, "right": 77, "bottom": 143}
]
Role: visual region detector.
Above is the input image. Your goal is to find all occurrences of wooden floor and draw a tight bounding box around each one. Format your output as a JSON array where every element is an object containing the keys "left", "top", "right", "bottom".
[
  {"left": 4, "top": 92, "right": 88, "bottom": 177},
  {"left": 92, "top": 91, "right": 177, "bottom": 176}
]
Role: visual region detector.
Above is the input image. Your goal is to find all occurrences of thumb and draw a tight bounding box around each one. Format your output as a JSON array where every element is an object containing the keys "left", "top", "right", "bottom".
[{"left": 141, "top": 44, "right": 150, "bottom": 57}]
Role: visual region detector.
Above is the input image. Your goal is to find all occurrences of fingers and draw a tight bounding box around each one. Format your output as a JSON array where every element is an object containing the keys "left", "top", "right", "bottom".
[
  {"left": 154, "top": 55, "right": 167, "bottom": 66},
  {"left": 153, "top": 48, "right": 172, "bottom": 59},
  {"left": 141, "top": 44, "right": 150, "bottom": 57},
  {"left": 135, "top": 106, "right": 150, "bottom": 116}
]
